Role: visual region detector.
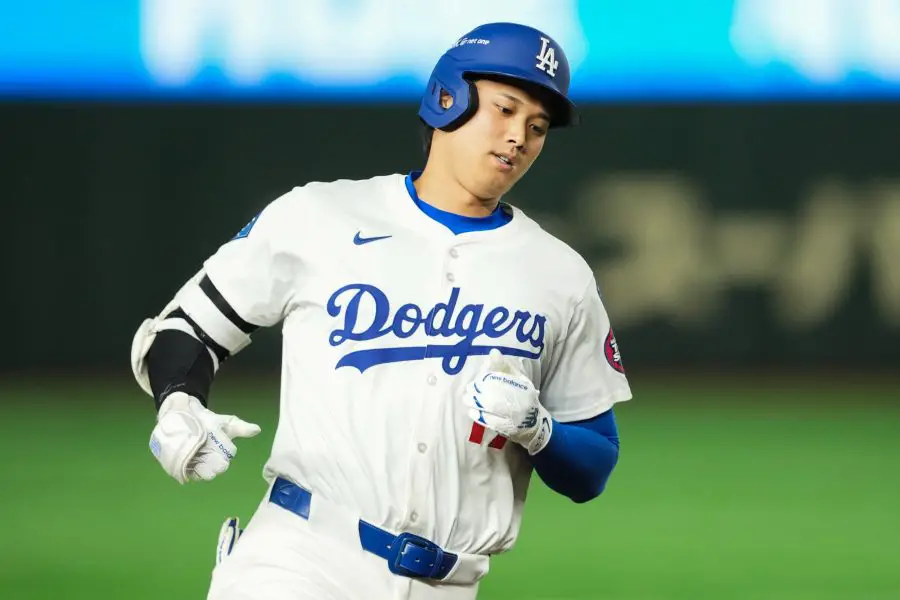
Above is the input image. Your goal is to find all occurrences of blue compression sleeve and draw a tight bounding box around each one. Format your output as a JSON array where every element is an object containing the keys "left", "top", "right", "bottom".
[{"left": 529, "top": 408, "right": 620, "bottom": 503}]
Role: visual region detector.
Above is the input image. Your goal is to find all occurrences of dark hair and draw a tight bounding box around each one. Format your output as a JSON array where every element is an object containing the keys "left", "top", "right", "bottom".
[
  {"left": 420, "top": 121, "right": 435, "bottom": 162},
  {"left": 477, "top": 73, "right": 566, "bottom": 125}
]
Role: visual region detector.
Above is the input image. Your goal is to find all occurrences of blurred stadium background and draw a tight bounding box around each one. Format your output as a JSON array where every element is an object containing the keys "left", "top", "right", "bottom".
[{"left": 1, "top": 1, "right": 899, "bottom": 599}]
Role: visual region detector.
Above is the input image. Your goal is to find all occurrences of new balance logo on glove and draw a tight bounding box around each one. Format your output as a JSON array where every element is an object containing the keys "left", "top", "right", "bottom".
[{"left": 464, "top": 349, "right": 554, "bottom": 455}]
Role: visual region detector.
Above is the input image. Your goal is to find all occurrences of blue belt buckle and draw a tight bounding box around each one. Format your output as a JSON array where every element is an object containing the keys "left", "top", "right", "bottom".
[{"left": 387, "top": 532, "right": 445, "bottom": 579}]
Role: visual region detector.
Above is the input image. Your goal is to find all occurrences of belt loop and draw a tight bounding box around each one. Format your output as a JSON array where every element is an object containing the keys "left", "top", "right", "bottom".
[{"left": 269, "top": 477, "right": 312, "bottom": 520}]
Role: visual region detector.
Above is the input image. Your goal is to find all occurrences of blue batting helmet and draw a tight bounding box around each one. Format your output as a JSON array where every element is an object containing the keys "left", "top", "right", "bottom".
[{"left": 418, "top": 22, "right": 578, "bottom": 131}]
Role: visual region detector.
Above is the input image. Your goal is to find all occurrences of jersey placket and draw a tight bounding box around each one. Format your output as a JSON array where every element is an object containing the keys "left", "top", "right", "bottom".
[{"left": 400, "top": 239, "right": 463, "bottom": 538}]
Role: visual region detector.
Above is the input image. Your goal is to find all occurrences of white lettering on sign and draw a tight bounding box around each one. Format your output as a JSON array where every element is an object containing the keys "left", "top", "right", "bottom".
[
  {"left": 531, "top": 173, "right": 900, "bottom": 329},
  {"left": 140, "top": 0, "right": 585, "bottom": 86}
]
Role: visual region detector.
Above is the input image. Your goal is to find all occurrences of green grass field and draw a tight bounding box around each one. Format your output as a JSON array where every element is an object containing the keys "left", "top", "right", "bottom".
[{"left": 2, "top": 375, "right": 898, "bottom": 600}]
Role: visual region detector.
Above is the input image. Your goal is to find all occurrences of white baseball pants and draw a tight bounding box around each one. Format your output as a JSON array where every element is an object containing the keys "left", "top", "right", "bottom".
[{"left": 207, "top": 489, "right": 482, "bottom": 600}]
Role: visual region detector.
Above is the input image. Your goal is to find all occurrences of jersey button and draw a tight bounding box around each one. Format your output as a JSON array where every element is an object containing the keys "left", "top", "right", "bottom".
[
  {"left": 426, "top": 374, "right": 437, "bottom": 386},
  {"left": 410, "top": 512, "right": 419, "bottom": 523},
  {"left": 449, "top": 248, "right": 459, "bottom": 259},
  {"left": 417, "top": 442, "right": 427, "bottom": 453},
  {"left": 446, "top": 272, "right": 456, "bottom": 282}
]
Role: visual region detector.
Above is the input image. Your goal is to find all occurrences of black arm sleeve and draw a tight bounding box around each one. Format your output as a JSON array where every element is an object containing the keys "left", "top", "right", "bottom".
[{"left": 145, "top": 328, "right": 215, "bottom": 411}]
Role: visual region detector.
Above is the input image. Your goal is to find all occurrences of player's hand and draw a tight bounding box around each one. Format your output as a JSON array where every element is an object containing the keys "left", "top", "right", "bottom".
[
  {"left": 149, "top": 392, "right": 261, "bottom": 484},
  {"left": 463, "top": 349, "right": 553, "bottom": 455}
]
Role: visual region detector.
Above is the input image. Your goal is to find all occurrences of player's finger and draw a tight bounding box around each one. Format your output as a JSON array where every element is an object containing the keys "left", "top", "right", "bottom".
[
  {"left": 470, "top": 382, "right": 515, "bottom": 413},
  {"left": 468, "top": 409, "right": 511, "bottom": 434},
  {"left": 190, "top": 464, "right": 220, "bottom": 482},
  {"left": 482, "top": 348, "right": 508, "bottom": 374},
  {"left": 205, "top": 427, "right": 239, "bottom": 460},
  {"left": 503, "top": 355, "right": 528, "bottom": 377},
  {"left": 468, "top": 397, "right": 491, "bottom": 424},
  {"left": 190, "top": 451, "right": 229, "bottom": 481},
  {"left": 465, "top": 379, "right": 487, "bottom": 399},
  {"left": 467, "top": 407, "right": 487, "bottom": 425},
  {"left": 462, "top": 386, "right": 484, "bottom": 408},
  {"left": 220, "top": 417, "right": 262, "bottom": 439},
  {"left": 468, "top": 401, "right": 498, "bottom": 419}
]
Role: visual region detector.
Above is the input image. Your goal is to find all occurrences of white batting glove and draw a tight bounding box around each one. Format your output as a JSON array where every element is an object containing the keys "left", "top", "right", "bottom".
[
  {"left": 149, "top": 392, "right": 261, "bottom": 484},
  {"left": 464, "top": 349, "right": 553, "bottom": 455},
  {"left": 216, "top": 516, "right": 243, "bottom": 565}
]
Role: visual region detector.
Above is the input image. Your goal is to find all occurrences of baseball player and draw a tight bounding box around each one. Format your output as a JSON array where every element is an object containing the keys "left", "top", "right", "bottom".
[{"left": 131, "top": 22, "right": 631, "bottom": 600}]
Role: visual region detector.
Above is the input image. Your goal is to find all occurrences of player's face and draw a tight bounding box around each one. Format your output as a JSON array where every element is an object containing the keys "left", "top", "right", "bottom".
[{"left": 446, "top": 79, "right": 551, "bottom": 199}]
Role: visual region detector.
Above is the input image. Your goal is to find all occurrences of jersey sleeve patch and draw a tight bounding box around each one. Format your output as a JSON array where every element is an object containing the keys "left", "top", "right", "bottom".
[
  {"left": 604, "top": 329, "right": 625, "bottom": 374},
  {"left": 231, "top": 213, "right": 261, "bottom": 240}
]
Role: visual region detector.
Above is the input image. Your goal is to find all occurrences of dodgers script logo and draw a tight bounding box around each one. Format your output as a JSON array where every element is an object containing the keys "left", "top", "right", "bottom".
[{"left": 327, "top": 284, "right": 546, "bottom": 375}]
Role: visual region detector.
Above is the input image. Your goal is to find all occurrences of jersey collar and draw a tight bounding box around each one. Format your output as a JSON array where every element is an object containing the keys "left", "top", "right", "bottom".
[
  {"left": 404, "top": 171, "right": 512, "bottom": 236},
  {"left": 389, "top": 172, "right": 528, "bottom": 245}
]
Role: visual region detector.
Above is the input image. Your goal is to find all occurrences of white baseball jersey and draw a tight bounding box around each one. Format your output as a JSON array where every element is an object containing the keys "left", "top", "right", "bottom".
[{"left": 171, "top": 173, "right": 632, "bottom": 556}]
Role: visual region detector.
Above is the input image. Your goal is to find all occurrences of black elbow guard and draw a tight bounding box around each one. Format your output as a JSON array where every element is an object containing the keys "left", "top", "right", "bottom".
[{"left": 145, "top": 329, "right": 215, "bottom": 410}]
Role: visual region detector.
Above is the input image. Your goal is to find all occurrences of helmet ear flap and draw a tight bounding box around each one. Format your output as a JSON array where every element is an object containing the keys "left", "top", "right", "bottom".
[{"left": 436, "top": 79, "right": 479, "bottom": 133}]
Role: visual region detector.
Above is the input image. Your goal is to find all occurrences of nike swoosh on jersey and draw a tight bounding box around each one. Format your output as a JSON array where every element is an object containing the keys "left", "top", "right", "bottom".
[{"left": 353, "top": 232, "right": 392, "bottom": 245}]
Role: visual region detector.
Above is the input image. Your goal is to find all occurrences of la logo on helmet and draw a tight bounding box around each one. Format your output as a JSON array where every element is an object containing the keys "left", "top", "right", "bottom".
[{"left": 535, "top": 37, "right": 559, "bottom": 77}]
